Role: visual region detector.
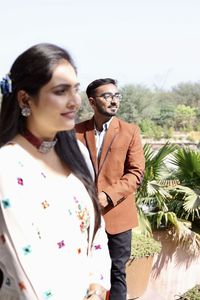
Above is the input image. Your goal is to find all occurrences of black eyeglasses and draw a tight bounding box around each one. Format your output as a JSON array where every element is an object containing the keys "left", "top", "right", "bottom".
[{"left": 95, "top": 92, "right": 122, "bottom": 102}]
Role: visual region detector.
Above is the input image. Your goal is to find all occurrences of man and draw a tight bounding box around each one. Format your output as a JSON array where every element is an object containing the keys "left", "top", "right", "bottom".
[{"left": 75, "top": 78, "right": 145, "bottom": 300}]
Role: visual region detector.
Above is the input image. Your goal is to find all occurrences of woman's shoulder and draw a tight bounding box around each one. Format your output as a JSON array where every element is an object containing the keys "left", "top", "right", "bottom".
[
  {"left": 0, "top": 143, "right": 23, "bottom": 167},
  {"left": 0, "top": 143, "right": 17, "bottom": 157}
]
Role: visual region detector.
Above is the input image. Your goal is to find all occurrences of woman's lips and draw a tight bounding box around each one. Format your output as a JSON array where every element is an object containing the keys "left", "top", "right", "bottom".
[{"left": 61, "top": 111, "right": 76, "bottom": 119}]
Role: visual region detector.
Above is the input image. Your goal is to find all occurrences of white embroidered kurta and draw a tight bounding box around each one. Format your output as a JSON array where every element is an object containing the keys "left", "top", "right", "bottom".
[{"left": 0, "top": 143, "right": 110, "bottom": 300}]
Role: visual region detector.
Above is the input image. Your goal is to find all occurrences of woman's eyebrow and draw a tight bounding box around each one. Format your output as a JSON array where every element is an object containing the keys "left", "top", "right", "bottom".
[
  {"left": 53, "top": 82, "right": 80, "bottom": 89},
  {"left": 74, "top": 82, "right": 80, "bottom": 88}
]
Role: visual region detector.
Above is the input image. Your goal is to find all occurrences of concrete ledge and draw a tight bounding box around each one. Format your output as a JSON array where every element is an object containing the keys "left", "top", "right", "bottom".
[{"left": 137, "top": 230, "right": 200, "bottom": 300}]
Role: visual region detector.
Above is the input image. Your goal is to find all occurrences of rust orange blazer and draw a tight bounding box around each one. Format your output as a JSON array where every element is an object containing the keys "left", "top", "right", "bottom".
[{"left": 75, "top": 117, "right": 145, "bottom": 234}]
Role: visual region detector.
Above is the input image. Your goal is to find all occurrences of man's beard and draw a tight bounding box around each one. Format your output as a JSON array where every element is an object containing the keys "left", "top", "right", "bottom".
[{"left": 96, "top": 102, "right": 118, "bottom": 117}]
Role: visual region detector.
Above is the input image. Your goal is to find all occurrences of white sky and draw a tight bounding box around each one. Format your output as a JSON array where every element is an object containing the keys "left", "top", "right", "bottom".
[{"left": 0, "top": 0, "right": 200, "bottom": 90}]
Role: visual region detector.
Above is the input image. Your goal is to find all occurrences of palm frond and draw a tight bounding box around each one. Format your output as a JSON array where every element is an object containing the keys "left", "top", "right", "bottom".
[
  {"left": 158, "top": 179, "right": 180, "bottom": 187},
  {"left": 137, "top": 208, "right": 152, "bottom": 236},
  {"left": 147, "top": 180, "right": 172, "bottom": 198},
  {"left": 143, "top": 142, "right": 177, "bottom": 181},
  {"left": 169, "top": 185, "right": 200, "bottom": 220},
  {"left": 169, "top": 147, "right": 200, "bottom": 187},
  {"left": 170, "top": 220, "right": 200, "bottom": 255},
  {"left": 153, "top": 142, "right": 177, "bottom": 167},
  {"left": 143, "top": 143, "right": 155, "bottom": 162},
  {"left": 148, "top": 211, "right": 178, "bottom": 229}
]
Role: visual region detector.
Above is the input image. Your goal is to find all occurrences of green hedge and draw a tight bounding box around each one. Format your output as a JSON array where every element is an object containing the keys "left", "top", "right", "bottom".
[{"left": 130, "top": 232, "right": 161, "bottom": 259}]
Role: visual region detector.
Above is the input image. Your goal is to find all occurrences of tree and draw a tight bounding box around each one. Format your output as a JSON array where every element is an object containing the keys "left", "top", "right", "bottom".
[
  {"left": 152, "top": 90, "right": 176, "bottom": 128},
  {"left": 119, "top": 84, "right": 155, "bottom": 123},
  {"left": 172, "top": 82, "right": 200, "bottom": 108},
  {"left": 77, "top": 92, "right": 93, "bottom": 122},
  {"left": 174, "top": 104, "right": 196, "bottom": 131}
]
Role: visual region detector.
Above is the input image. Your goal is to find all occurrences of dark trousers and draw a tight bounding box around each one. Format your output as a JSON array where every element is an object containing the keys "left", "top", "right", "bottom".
[{"left": 107, "top": 229, "right": 132, "bottom": 300}]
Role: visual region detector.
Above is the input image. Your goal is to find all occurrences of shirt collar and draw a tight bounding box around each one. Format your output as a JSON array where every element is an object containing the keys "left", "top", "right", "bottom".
[{"left": 94, "top": 117, "right": 113, "bottom": 132}]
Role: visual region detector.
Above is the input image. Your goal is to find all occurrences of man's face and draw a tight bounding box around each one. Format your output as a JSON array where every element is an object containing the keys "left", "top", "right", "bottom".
[{"left": 91, "top": 83, "right": 121, "bottom": 117}]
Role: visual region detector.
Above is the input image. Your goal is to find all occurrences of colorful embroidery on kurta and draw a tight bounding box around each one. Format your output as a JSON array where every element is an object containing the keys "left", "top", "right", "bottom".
[
  {"left": 73, "top": 196, "right": 79, "bottom": 203},
  {"left": 18, "top": 161, "right": 24, "bottom": 167},
  {"left": 75, "top": 199, "right": 90, "bottom": 233},
  {"left": 22, "top": 245, "right": 32, "bottom": 255},
  {"left": 37, "top": 229, "right": 42, "bottom": 239},
  {"left": 17, "top": 177, "right": 24, "bottom": 185},
  {"left": 42, "top": 200, "right": 49, "bottom": 209},
  {"left": 2, "top": 198, "right": 11, "bottom": 208},
  {"left": 43, "top": 290, "right": 53, "bottom": 299},
  {"left": 57, "top": 240, "right": 65, "bottom": 249},
  {"left": 100, "top": 274, "right": 104, "bottom": 280},
  {"left": 68, "top": 209, "right": 72, "bottom": 215},
  {"left": 94, "top": 244, "right": 102, "bottom": 250},
  {"left": 19, "top": 281, "right": 26, "bottom": 290},
  {"left": 41, "top": 172, "right": 46, "bottom": 178}
]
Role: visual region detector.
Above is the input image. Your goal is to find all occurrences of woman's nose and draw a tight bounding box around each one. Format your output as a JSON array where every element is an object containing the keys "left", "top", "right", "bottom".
[{"left": 67, "top": 92, "right": 81, "bottom": 108}]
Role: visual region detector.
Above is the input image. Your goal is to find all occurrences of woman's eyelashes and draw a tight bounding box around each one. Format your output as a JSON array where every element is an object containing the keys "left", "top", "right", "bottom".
[{"left": 53, "top": 85, "right": 80, "bottom": 96}]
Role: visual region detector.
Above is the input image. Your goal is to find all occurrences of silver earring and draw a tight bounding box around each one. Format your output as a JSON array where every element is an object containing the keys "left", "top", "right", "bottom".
[{"left": 21, "top": 107, "right": 31, "bottom": 117}]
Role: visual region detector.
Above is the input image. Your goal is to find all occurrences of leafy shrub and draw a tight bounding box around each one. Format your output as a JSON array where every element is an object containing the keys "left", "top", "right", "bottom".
[
  {"left": 130, "top": 232, "right": 162, "bottom": 259},
  {"left": 163, "top": 127, "right": 174, "bottom": 139}
]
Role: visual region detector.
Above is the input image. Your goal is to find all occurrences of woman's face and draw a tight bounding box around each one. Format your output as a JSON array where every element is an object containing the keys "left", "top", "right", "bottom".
[{"left": 27, "top": 61, "right": 81, "bottom": 138}]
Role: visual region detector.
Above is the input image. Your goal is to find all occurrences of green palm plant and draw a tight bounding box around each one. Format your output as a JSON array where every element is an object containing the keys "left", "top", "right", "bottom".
[
  {"left": 168, "top": 147, "right": 200, "bottom": 221},
  {"left": 136, "top": 143, "right": 200, "bottom": 254},
  {"left": 136, "top": 142, "right": 177, "bottom": 235},
  {"left": 169, "top": 147, "right": 200, "bottom": 188},
  {"left": 137, "top": 142, "right": 177, "bottom": 202},
  {"left": 167, "top": 147, "right": 200, "bottom": 253},
  {"left": 168, "top": 186, "right": 200, "bottom": 221}
]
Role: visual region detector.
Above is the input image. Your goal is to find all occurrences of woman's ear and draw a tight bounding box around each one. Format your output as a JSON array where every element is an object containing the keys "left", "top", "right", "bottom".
[{"left": 17, "top": 90, "right": 30, "bottom": 109}]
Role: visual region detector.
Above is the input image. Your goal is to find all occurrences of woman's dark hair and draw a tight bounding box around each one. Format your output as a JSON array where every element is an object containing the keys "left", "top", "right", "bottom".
[
  {"left": 0, "top": 43, "right": 101, "bottom": 239},
  {"left": 0, "top": 268, "right": 3, "bottom": 289},
  {"left": 86, "top": 77, "right": 117, "bottom": 98}
]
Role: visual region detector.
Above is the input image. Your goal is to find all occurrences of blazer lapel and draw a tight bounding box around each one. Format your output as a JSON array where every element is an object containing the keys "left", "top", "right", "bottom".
[{"left": 98, "top": 117, "right": 119, "bottom": 174}]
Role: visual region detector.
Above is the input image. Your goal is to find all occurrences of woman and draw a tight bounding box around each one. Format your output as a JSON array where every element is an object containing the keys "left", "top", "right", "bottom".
[{"left": 0, "top": 43, "right": 110, "bottom": 300}]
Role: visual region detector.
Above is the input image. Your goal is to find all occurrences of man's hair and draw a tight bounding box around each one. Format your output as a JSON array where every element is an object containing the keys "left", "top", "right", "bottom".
[{"left": 86, "top": 78, "right": 117, "bottom": 98}]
